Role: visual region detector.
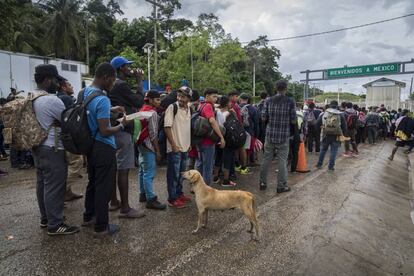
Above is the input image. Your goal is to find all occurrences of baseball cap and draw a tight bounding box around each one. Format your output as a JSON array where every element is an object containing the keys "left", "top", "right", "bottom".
[
  {"left": 178, "top": 86, "right": 193, "bottom": 99},
  {"left": 144, "top": 90, "right": 161, "bottom": 101},
  {"left": 35, "top": 64, "right": 65, "bottom": 81},
  {"left": 239, "top": 92, "right": 252, "bottom": 100},
  {"left": 110, "top": 56, "right": 133, "bottom": 69}
]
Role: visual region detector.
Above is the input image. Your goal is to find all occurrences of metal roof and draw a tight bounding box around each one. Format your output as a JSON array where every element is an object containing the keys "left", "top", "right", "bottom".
[{"left": 362, "top": 77, "right": 406, "bottom": 88}]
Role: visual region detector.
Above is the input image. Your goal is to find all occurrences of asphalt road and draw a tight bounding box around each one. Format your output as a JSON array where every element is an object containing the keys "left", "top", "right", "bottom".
[{"left": 1, "top": 141, "right": 413, "bottom": 276}]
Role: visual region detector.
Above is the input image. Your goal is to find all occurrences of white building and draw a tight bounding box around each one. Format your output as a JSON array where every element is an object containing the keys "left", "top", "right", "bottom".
[
  {"left": 363, "top": 77, "right": 406, "bottom": 110},
  {"left": 0, "top": 50, "right": 88, "bottom": 98}
]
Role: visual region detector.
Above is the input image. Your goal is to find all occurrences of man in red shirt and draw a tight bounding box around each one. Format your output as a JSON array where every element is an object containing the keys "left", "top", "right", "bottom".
[{"left": 195, "top": 88, "right": 225, "bottom": 185}]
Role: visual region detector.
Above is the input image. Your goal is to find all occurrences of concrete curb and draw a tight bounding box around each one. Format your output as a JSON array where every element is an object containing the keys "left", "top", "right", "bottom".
[{"left": 407, "top": 154, "right": 414, "bottom": 224}]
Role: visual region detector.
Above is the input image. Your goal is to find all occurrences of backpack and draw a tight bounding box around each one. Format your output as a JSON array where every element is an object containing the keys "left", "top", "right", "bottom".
[
  {"left": 224, "top": 113, "right": 247, "bottom": 149},
  {"left": 357, "top": 113, "right": 366, "bottom": 128},
  {"left": 61, "top": 89, "right": 105, "bottom": 154},
  {"left": 191, "top": 103, "right": 213, "bottom": 137},
  {"left": 307, "top": 110, "right": 317, "bottom": 127},
  {"left": 366, "top": 114, "right": 378, "bottom": 127},
  {"left": 322, "top": 111, "right": 342, "bottom": 136},
  {"left": 346, "top": 112, "right": 358, "bottom": 130},
  {"left": 0, "top": 91, "right": 49, "bottom": 150},
  {"left": 157, "top": 103, "right": 179, "bottom": 146},
  {"left": 240, "top": 104, "right": 251, "bottom": 127},
  {"left": 191, "top": 103, "right": 225, "bottom": 144}
]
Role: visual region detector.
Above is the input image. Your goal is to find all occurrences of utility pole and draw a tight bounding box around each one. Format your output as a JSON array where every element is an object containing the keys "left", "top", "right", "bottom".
[
  {"left": 190, "top": 34, "right": 194, "bottom": 89},
  {"left": 145, "top": 0, "right": 162, "bottom": 78},
  {"left": 85, "top": 20, "right": 89, "bottom": 67},
  {"left": 253, "top": 61, "right": 256, "bottom": 97},
  {"left": 153, "top": 1, "right": 158, "bottom": 77}
]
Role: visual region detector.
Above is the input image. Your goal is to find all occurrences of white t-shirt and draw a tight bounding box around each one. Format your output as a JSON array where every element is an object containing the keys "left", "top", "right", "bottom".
[
  {"left": 216, "top": 109, "right": 230, "bottom": 127},
  {"left": 164, "top": 103, "right": 191, "bottom": 153}
]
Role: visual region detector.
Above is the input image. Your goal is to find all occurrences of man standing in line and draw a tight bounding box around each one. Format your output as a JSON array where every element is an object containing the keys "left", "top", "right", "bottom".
[
  {"left": 365, "top": 107, "right": 380, "bottom": 145},
  {"left": 108, "top": 56, "right": 145, "bottom": 218},
  {"left": 138, "top": 90, "right": 167, "bottom": 210},
  {"left": 259, "top": 80, "right": 296, "bottom": 193},
  {"left": 304, "top": 102, "right": 322, "bottom": 154},
  {"left": 195, "top": 88, "right": 225, "bottom": 186},
  {"left": 164, "top": 87, "right": 193, "bottom": 208},
  {"left": 57, "top": 78, "right": 84, "bottom": 202},
  {"left": 32, "top": 64, "right": 79, "bottom": 235},
  {"left": 82, "top": 62, "right": 127, "bottom": 236},
  {"left": 316, "top": 101, "right": 347, "bottom": 171}
]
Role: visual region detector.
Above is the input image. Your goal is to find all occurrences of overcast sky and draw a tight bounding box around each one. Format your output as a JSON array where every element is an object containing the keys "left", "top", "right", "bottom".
[{"left": 117, "top": 0, "right": 414, "bottom": 98}]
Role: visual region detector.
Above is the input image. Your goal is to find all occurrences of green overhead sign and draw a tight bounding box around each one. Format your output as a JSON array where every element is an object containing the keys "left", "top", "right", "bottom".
[{"left": 326, "top": 63, "right": 400, "bottom": 79}]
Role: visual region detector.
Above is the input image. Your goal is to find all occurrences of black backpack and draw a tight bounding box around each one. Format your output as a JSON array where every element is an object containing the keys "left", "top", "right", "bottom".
[
  {"left": 224, "top": 113, "right": 246, "bottom": 149},
  {"left": 61, "top": 90, "right": 105, "bottom": 155}
]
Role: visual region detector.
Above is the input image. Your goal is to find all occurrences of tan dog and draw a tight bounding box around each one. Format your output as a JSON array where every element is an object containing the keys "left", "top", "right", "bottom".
[{"left": 182, "top": 170, "right": 259, "bottom": 240}]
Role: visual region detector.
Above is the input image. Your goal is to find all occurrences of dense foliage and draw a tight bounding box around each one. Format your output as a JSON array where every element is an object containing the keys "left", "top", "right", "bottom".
[{"left": 0, "top": 0, "right": 299, "bottom": 98}]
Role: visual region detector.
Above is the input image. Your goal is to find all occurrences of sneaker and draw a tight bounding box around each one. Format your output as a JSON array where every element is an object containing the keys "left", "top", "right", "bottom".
[
  {"left": 0, "top": 169, "right": 8, "bottom": 176},
  {"left": 40, "top": 219, "right": 48, "bottom": 228},
  {"left": 240, "top": 168, "right": 252, "bottom": 175},
  {"left": 94, "top": 224, "right": 120, "bottom": 237},
  {"left": 139, "top": 193, "right": 147, "bottom": 203},
  {"left": 277, "top": 186, "right": 291, "bottom": 194},
  {"left": 221, "top": 180, "right": 237, "bottom": 187},
  {"left": 81, "top": 218, "right": 96, "bottom": 227},
  {"left": 178, "top": 194, "right": 192, "bottom": 203},
  {"left": 259, "top": 182, "right": 267, "bottom": 190},
  {"left": 213, "top": 176, "right": 220, "bottom": 184},
  {"left": 342, "top": 152, "right": 352, "bottom": 158},
  {"left": 118, "top": 208, "right": 146, "bottom": 219},
  {"left": 168, "top": 199, "right": 186, "bottom": 209},
  {"left": 47, "top": 224, "right": 80, "bottom": 236},
  {"left": 146, "top": 197, "right": 167, "bottom": 210},
  {"left": 235, "top": 166, "right": 242, "bottom": 172}
]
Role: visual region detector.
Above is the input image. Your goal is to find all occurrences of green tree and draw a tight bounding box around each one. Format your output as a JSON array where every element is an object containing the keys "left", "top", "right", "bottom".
[
  {"left": 245, "top": 36, "right": 281, "bottom": 95},
  {"left": 38, "top": 0, "right": 85, "bottom": 60}
]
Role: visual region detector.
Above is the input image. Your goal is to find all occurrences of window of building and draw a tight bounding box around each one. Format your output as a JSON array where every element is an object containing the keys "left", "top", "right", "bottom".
[{"left": 61, "top": 63, "right": 78, "bottom": 72}]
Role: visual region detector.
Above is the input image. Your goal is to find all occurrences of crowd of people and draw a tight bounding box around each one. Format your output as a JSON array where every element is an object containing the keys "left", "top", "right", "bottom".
[{"left": 0, "top": 55, "right": 412, "bottom": 237}]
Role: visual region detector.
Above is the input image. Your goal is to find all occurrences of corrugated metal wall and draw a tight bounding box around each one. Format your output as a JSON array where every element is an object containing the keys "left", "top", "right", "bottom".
[{"left": 366, "top": 86, "right": 401, "bottom": 110}]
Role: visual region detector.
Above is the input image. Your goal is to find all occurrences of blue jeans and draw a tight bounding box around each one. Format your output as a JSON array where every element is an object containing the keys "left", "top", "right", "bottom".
[
  {"left": 138, "top": 146, "right": 157, "bottom": 201},
  {"left": 195, "top": 144, "right": 215, "bottom": 185},
  {"left": 167, "top": 152, "right": 188, "bottom": 201},
  {"left": 317, "top": 138, "right": 340, "bottom": 169}
]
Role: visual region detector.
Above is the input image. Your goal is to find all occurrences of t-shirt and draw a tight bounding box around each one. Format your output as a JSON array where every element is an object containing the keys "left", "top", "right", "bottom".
[
  {"left": 216, "top": 110, "right": 230, "bottom": 127},
  {"left": 83, "top": 86, "right": 116, "bottom": 149},
  {"left": 231, "top": 100, "right": 242, "bottom": 122},
  {"left": 164, "top": 103, "right": 191, "bottom": 153},
  {"left": 199, "top": 102, "right": 215, "bottom": 146},
  {"left": 33, "top": 92, "right": 65, "bottom": 149}
]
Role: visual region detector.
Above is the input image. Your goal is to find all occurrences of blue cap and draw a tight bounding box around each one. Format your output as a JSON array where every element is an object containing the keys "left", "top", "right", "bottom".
[{"left": 110, "top": 56, "right": 133, "bottom": 69}]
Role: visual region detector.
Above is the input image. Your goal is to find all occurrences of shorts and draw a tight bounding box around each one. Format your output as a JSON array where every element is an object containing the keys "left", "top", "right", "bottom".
[
  {"left": 395, "top": 140, "right": 408, "bottom": 147},
  {"left": 115, "top": 131, "right": 135, "bottom": 170}
]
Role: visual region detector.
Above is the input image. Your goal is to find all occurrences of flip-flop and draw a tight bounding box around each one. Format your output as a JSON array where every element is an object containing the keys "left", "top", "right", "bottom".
[{"left": 118, "top": 208, "right": 146, "bottom": 219}]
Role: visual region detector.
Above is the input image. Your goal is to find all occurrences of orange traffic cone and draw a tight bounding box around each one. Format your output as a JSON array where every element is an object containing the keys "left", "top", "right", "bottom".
[{"left": 296, "top": 141, "right": 310, "bottom": 173}]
